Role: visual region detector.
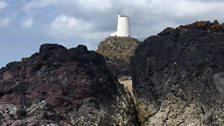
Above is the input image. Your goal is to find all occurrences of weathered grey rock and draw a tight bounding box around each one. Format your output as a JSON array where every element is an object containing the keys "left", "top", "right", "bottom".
[{"left": 132, "top": 21, "right": 224, "bottom": 126}]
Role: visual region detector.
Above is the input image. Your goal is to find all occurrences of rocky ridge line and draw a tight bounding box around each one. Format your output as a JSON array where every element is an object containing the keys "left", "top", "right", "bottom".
[
  {"left": 0, "top": 44, "right": 140, "bottom": 126},
  {"left": 132, "top": 20, "right": 224, "bottom": 126}
]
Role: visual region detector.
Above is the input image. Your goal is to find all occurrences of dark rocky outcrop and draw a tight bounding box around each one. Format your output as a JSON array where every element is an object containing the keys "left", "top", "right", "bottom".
[
  {"left": 132, "top": 21, "right": 224, "bottom": 126},
  {"left": 0, "top": 44, "right": 140, "bottom": 125},
  {"left": 97, "top": 37, "right": 140, "bottom": 78}
]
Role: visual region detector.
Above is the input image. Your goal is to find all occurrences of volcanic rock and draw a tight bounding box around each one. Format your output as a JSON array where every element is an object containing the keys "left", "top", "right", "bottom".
[
  {"left": 132, "top": 21, "right": 224, "bottom": 126},
  {"left": 97, "top": 37, "right": 140, "bottom": 78},
  {"left": 0, "top": 44, "right": 140, "bottom": 125}
]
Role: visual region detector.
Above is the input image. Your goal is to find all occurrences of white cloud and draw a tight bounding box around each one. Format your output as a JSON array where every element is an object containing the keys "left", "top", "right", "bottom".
[
  {"left": 48, "top": 15, "right": 93, "bottom": 39},
  {"left": 112, "top": 0, "right": 224, "bottom": 38},
  {"left": 21, "top": 18, "right": 33, "bottom": 28},
  {"left": 12, "top": 0, "right": 224, "bottom": 43},
  {"left": 0, "top": 18, "right": 10, "bottom": 27},
  {"left": 77, "top": 0, "right": 112, "bottom": 11},
  {"left": 23, "top": 0, "right": 111, "bottom": 12},
  {"left": 39, "top": 0, "right": 224, "bottom": 42},
  {"left": 0, "top": 1, "right": 7, "bottom": 12},
  {"left": 0, "top": 1, "right": 8, "bottom": 27},
  {"left": 22, "top": 0, "right": 149, "bottom": 11},
  {"left": 23, "top": 0, "right": 56, "bottom": 11}
]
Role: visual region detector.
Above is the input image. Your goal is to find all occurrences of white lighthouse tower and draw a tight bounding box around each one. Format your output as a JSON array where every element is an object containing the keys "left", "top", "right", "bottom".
[{"left": 110, "top": 14, "right": 130, "bottom": 37}]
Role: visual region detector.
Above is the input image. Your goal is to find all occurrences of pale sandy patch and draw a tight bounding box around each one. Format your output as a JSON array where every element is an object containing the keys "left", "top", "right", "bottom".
[{"left": 119, "top": 79, "right": 133, "bottom": 94}]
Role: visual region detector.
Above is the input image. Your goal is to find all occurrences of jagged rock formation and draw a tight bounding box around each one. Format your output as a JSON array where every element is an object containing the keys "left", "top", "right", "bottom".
[
  {"left": 97, "top": 37, "right": 140, "bottom": 78},
  {"left": 0, "top": 44, "right": 140, "bottom": 126},
  {"left": 132, "top": 21, "right": 224, "bottom": 126}
]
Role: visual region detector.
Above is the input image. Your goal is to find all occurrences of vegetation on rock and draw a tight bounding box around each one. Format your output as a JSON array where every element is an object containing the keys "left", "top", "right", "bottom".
[{"left": 97, "top": 36, "right": 140, "bottom": 78}]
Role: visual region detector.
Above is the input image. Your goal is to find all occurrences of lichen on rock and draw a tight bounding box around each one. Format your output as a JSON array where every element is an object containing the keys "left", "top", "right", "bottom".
[
  {"left": 97, "top": 36, "right": 140, "bottom": 78},
  {"left": 132, "top": 20, "right": 224, "bottom": 126}
]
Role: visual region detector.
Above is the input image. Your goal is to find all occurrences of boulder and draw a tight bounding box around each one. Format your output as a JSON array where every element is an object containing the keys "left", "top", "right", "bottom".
[
  {"left": 97, "top": 37, "right": 140, "bottom": 78},
  {"left": 0, "top": 44, "right": 140, "bottom": 125},
  {"left": 132, "top": 21, "right": 224, "bottom": 126}
]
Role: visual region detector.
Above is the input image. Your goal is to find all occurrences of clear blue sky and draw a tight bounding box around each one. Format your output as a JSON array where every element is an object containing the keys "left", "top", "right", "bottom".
[{"left": 1, "top": 0, "right": 224, "bottom": 67}]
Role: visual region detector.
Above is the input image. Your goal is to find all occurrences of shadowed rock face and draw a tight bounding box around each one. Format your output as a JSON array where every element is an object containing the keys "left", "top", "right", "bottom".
[
  {"left": 0, "top": 44, "right": 140, "bottom": 126},
  {"left": 97, "top": 37, "right": 140, "bottom": 78},
  {"left": 132, "top": 21, "right": 224, "bottom": 126}
]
